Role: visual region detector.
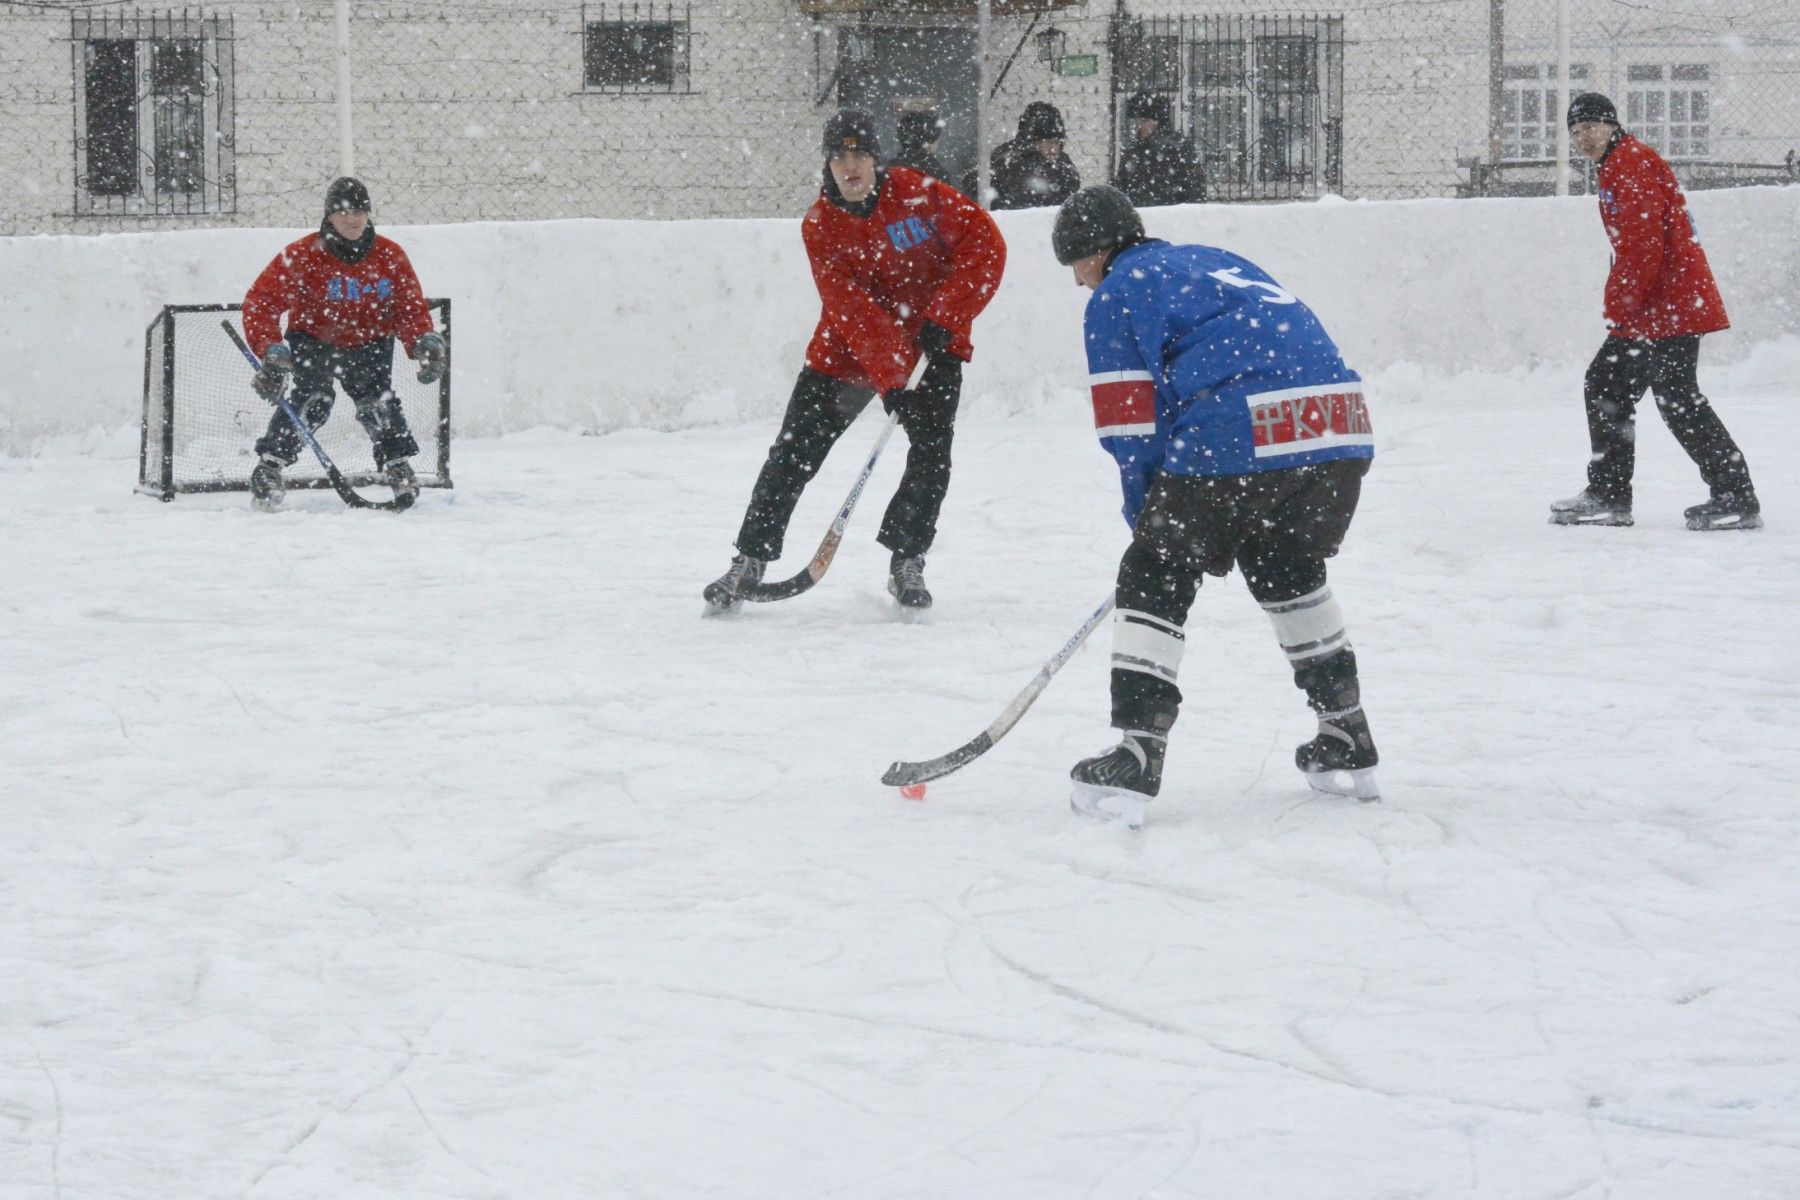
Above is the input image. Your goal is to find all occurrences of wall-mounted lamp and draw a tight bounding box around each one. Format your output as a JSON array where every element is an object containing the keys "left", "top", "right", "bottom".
[{"left": 1035, "top": 25, "right": 1067, "bottom": 68}]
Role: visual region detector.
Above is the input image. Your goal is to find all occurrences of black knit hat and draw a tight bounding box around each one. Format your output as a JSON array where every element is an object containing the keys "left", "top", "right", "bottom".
[
  {"left": 325, "top": 176, "right": 371, "bottom": 215},
  {"left": 898, "top": 109, "right": 944, "bottom": 150},
  {"left": 1125, "top": 93, "right": 1171, "bottom": 124},
  {"left": 1053, "top": 186, "right": 1144, "bottom": 266},
  {"left": 1018, "top": 101, "right": 1066, "bottom": 141},
  {"left": 822, "top": 109, "right": 881, "bottom": 160},
  {"left": 1566, "top": 92, "right": 1619, "bottom": 130}
]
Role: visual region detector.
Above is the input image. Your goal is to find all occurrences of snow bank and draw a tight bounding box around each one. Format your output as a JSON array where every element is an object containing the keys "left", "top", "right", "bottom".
[{"left": 3, "top": 188, "right": 1796, "bottom": 454}]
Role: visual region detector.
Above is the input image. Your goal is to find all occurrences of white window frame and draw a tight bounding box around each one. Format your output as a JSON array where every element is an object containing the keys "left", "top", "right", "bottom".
[
  {"left": 72, "top": 12, "right": 233, "bottom": 217},
  {"left": 1627, "top": 63, "right": 1711, "bottom": 160},
  {"left": 1501, "top": 63, "right": 1591, "bottom": 161}
]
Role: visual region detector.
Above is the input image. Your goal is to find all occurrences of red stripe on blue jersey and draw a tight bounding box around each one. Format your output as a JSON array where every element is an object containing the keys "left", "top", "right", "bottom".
[{"left": 1090, "top": 370, "right": 1156, "bottom": 437}]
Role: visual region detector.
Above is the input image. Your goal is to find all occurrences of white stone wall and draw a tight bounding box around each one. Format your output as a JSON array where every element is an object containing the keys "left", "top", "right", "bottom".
[{"left": 0, "top": 0, "right": 1792, "bottom": 237}]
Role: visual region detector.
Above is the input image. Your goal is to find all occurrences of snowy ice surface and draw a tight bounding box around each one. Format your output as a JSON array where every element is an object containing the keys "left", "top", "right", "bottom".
[{"left": 4, "top": 354, "right": 1798, "bottom": 1198}]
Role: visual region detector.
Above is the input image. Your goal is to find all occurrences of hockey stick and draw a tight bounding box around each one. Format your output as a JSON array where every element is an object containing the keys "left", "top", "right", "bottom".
[
  {"left": 881, "top": 594, "right": 1116, "bottom": 787},
  {"left": 221, "top": 320, "right": 414, "bottom": 513},
  {"left": 738, "top": 407, "right": 903, "bottom": 603}
]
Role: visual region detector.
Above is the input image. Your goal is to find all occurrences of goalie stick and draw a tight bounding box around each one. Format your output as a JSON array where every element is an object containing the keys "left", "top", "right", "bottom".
[
  {"left": 739, "top": 353, "right": 933, "bottom": 603},
  {"left": 221, "top": 320, "right": 415, "bottom": 513},
  {"left": 881, "top": 594, "right": 1116, "bottom": 787}
]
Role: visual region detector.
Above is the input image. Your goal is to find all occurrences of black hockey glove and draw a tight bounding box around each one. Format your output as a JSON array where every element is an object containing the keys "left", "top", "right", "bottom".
[
  {"left": 253, "top": 343, "right": 293, "bottom": 403},
  {"left": 882, "top": 350, "right": 962, "bottom": 414},
  {"left": 412, "top": 331, "right": 447, "bottom": 384},
  {"left": 916, "top": 320, "right": 955, "bottom": 361}
]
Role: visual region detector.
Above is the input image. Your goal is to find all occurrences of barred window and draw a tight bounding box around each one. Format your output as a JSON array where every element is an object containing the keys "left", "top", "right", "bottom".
[
  {"left": 583, "top": 5, "right": 691, "bottom": 93},
  {"left": 72, "top": 11, "right": 234, "bottom": 217},
  {"left": 1118, "top": 14, "right": 1343, "bottom": 200}
]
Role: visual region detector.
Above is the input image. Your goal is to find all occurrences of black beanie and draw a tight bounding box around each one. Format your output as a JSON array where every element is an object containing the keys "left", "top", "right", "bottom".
[
  {"left": 822, "top": 110, "right": 880, "bottom": 160},
  {"left": 1019, "top": 101, "right": 1066, "bottom": 141},
  {"left": 325, "top": 176, "right": 371, "bottom": 216},
  {"left": 1566, "top": 93, "right": 1619, "bottom": 130}
]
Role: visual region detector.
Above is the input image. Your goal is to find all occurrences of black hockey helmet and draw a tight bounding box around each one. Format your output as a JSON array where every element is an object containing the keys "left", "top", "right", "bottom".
[
  {"left": 1053, "top": 186, "right": 1145, "bottom": 265},
  {"left": 898, "top": 108, "right": 944, "bottom": 151},
  {"left": 325, "top": 176, "right": 371, "bottom": 215},
  {"left": 822, "top": 109, "right": 881, "bottom": 160}
]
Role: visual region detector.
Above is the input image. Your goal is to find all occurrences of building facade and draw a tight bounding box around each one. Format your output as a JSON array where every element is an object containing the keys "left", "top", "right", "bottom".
[{"left": 0, "top": 0, "right": 1792, "bottom": 236}]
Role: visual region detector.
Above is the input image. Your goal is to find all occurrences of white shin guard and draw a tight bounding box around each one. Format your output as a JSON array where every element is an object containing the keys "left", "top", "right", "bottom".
[
  {"left": 1111, "top": 608, "right": 1186, "bottom": 685},
  {"left": 1262, "top": 584, "right": 1349, "bottom": 666}
]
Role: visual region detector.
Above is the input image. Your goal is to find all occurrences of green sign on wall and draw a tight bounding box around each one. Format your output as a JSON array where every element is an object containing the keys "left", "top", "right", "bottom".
[{"left": 1057, "top": 54, "right": 1099, "bottom": 77}]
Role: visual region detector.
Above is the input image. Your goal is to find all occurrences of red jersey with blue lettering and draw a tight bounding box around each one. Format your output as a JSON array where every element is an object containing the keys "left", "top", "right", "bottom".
[
  {"left": 242, "top": 232, "right": 434, "bottom": 360},
  {"left": 1594, "top": 133, "right": 1728, "bottom": 340},
  {"left": 1083, "top": 240, "right": 1371, "bottom": 525},
  {"left": 802, "top": 165, "right": 1007, "bottom": 394}
]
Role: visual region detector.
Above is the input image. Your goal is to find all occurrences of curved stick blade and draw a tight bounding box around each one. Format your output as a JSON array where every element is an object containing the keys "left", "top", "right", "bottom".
[{"left": 881, "top": 735, "right": 995, "bottom": 787}]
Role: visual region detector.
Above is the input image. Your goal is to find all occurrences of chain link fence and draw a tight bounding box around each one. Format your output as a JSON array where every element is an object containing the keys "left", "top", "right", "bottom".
[{"left": 0, "top": 0, "right": 1794, "bottom": 235}]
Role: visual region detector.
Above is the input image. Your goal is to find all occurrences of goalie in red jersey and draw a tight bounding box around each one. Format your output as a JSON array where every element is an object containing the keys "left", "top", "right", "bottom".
[
  {"left": 703, "top": 110, "right": 1007, "bottom": 613},
  {"left": 240, "top": 177, "right": 446, "bottom": 511}
]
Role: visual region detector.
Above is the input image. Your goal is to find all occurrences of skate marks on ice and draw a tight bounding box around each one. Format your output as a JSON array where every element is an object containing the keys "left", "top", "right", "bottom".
[{"left": 4, "top": 382, "right": 1800, "bottom": 1197}]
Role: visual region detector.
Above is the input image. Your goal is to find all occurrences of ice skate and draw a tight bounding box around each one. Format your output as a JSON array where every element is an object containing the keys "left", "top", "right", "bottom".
[
  {"left": 385, "top": 458, "right": 420, "bottom": 503},
  {"left": 249, "top": 454, "right": 285, "bottom": 512},
  {"left": 887, "top": 554, "right": 932, "bottom": 611},
  {"left": 702, "top": 554, "right": 764, "bottom": 615},
  {"left": 1069, "top": 731, "right": 1164, "bottom": 829},
  {"left": 1549, "top": 489, "right": 1632, "bottom": 527},
  {"left": 1296, "top": 710, "right": 1380, "bottom": 801},
  {"left": 1684, "top": 490, "right": 1761, "bottom": 532}
]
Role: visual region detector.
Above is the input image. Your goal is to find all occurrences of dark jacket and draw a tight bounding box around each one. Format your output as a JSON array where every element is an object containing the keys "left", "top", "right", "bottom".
[
  {"left": 1116, "top": 130, "right": 1205, "bottom": 207},
  {"left": 981, "top": 137, "right": 1081, "bottom": 210},
  {"left": 888, "top": 147, "right": 955, "bottom": 189}
]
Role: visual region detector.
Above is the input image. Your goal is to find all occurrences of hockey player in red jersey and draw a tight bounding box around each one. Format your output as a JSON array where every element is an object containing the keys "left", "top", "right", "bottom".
[
  {"left": 1548, "top": 93, "right": 1760, "bottom": 531},
  {"left": 240, "top": 177, "right": 446, "bottom": 511},
  {"left": 703, "top": 110, "right": 1007, "bottom": 613}
]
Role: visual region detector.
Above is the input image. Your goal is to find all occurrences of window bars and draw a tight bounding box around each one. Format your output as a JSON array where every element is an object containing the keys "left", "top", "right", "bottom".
[
  {"left": 581, "top": 3, "right": 693, "bottom": 94},
  {"left": 69, "top": 9, "right": 235, "bottom": 218},
  {"left": 1111, "top": 13, "right": 1345, "bottom": 203}
]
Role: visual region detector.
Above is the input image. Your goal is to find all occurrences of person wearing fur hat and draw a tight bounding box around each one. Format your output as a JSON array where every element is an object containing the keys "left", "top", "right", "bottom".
[
  {"left": 981, "top": 101, "right": 1081, "bottom": 210},
  {"left": 1114, "top": 92, "right": 1205, "bottom": 208},
  {"left": 702, "top": 110, "right": 1007, "bottom": 614},
  {"left": 239, "top": 176, "right": 445, "bottom": 510},
  {"left": 1549, "top": 92, "right": 1761, "bottom": 531}
]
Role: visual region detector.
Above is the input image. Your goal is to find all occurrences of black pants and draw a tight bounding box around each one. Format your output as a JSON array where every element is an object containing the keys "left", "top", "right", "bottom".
[
  {"left": 1583, "top": 334, "right": 1753, "bottom": 505},
  {"left": 1111, "top": 459, "right": 1369, "bottom": 732},
  {"left": 734, "top": 364, "right": 960, "bottom": 562},
  {"left": 254, "top": 331, "right": 420, "bottom": 469}
]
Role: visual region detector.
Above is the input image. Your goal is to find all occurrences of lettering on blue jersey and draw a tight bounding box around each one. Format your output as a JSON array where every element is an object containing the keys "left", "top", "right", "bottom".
[{"left": 1209, "top": 266, "right": 1297, "bottom": 305}]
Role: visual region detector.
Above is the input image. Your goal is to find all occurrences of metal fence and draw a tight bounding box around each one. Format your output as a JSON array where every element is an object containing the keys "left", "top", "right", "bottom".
[{"left": 0, "top": 0, "right": 1795, "bottom": 235}]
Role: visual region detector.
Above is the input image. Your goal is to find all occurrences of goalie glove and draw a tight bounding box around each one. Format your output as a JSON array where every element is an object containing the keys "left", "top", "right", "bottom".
[
  {"left": 412, "top": 331, "right": 447, "bottom": 384},
  {"left": 253, "top": 342, "right": 293, "bottom": 403}
]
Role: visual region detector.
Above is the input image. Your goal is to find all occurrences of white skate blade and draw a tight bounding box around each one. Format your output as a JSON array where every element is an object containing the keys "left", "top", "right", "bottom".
[
  {"left": 1303, "top": 766, "right": 1381, "bottom": 802},
  {"left": 1549, "top": 510, "right": 1632, "bottom": 527},
  {"left": 1688, "top": 513, "right": 1762, "bottom": 532},
  {"left": 1069, "top": 782, "right": 1148, "bottom": 829}
]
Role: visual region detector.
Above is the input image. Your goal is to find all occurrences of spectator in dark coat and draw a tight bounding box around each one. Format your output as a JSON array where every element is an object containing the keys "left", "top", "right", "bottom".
[
  {"left": 890, "top": 108, "right": 954, "bottom": 188},
  {"left": 1114, "top": 93, "right": 1205, "bottom": 207},
  {"left": 979, "top": 102, "right": 1081, "bottom": 210}
]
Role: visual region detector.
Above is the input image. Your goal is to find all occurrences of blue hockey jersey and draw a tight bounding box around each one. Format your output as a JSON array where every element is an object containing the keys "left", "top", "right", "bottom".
[{"left": 1083, "top": 240, "right": 1373, "bottom": 524}]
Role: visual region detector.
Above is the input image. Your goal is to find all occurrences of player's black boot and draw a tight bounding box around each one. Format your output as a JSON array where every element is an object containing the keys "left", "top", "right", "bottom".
[
  {"left": 703, "top": 554, "right": 765, "bottom": 615},
  {"left": 249, "top": 454, "right": 285, "bottom": 512},
  {"left": 1684, "top": 489, "right": 1761, "bottom": 532},
  {"left": 1296, "top": 710, "right": 1380, "bottom": 801},
  {"left": 888, "top": 553, "right": 932, "bottom": 611},
  {"left": 386, "top": 458, "right": 420, "bottom": 504},
  {"left": 1069, "top": 730, "right": 1165, "bottom": 829}
]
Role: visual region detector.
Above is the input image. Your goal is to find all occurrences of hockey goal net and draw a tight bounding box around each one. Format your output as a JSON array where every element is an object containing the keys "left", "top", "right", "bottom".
[{"left": 138, "top": 301, "right": 452, "bottom": 499}]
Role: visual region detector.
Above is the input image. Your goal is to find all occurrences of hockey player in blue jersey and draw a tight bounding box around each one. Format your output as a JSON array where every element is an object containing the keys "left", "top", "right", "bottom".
[{"left": 1053, "top": 187, "right": 1380, "bottom": 827}]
